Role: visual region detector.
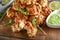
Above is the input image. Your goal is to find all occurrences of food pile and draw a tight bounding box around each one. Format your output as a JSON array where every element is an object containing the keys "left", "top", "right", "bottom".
[{"left": 6, "top": 0, "right": 51, "bottom": 37}]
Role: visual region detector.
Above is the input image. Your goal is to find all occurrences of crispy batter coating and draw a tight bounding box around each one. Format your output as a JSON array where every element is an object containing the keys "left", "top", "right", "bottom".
[
  {"left": 24, "top": 21, "right": 37, "bottom": 37},
  {"left": 26, "top": 3, "right": 42, "bottom": 15},
  {"left": 36, "top": 14, "right": 45, "bottom": 25},
  {"left": 6, "top": 7, "right": 15, "bottom": 18},
  {"left": 19, "top": 0, "right": 37, "bottom": 5},
  {"left": 39, "top": 0, "right": 48, "bottom": 7},
  {"left": 6, "top": 0, "right": 51, "bottom": 37}
]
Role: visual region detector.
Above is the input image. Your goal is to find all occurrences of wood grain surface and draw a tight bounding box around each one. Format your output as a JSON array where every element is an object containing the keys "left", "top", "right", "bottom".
[
  {"left": 0, "top": 17, "right": 60, "bottom": 40},
  {"left": 0, "top": 22, "right": 60, "bottom": 40}
]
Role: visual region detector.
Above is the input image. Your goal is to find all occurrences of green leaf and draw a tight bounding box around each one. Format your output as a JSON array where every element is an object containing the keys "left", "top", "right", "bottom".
[
  {"left": 6, "top": 19, "right": 14, "bottom": 25},
  {"left": 17, "top": 7, "right": 29, "bottom": 15},
  {"left": 32, "top": 16, "right": 38, "bottom": 27},
  {"left": 0, "top": 12, "right": 4, "bottom": 18}
]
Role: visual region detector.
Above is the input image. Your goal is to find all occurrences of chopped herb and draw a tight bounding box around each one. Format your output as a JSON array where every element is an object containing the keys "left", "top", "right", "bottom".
[
  {"left": 36, "top": 25, "right": 47, "bottom": 35},
  {"left": 32, "top": 17, "right": 36, "bottom": 27},
  {"left": 17, "top": 7, "right": 29, "bottom": 15},
  {"left": 0, "top": 12, "right": 4, "bottom": 18},
  {"left": 32, "top": 15, "right": 38, "bottom": 27},
  {"left": 6, "top": 19, "right": 14, "bottom": 25},
  {"left": 32, "top": 16, "right": 47, "bottom": 35}
]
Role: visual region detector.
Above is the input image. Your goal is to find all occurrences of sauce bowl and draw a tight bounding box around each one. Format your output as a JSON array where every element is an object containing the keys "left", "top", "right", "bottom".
[
  {"left": 0, "top": 0, "right": 14, "bottom": 12},
  {"left": 46, "top": 10, "right": 60, "bottom": 28}
]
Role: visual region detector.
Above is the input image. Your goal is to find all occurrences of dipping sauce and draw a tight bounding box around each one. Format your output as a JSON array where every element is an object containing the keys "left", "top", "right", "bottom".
[
  {"left": 2, "top": 0, "right": 10, "bottom": 5},
  {"left": 48, "top": 13, "right": 60, "bottom": 24},
  {"left": 49, "top": 1, "right": 60, "bottom": 10}
]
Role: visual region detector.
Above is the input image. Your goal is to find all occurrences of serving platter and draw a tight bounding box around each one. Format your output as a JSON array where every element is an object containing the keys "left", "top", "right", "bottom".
[
  {"left": 0, "top": 16, "right": 46, "bottom": 40},
  {"left": 0, "top": 0, "right": 60, "bottom": 40}
]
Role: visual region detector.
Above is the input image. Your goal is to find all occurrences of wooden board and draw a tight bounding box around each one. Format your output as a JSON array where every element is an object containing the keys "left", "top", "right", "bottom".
[
  {"left": 0, "top": 17, "right": 48, "bottom": 40},
  {"left": 0, "top": 20, "right": 60, "bottom": 40}
]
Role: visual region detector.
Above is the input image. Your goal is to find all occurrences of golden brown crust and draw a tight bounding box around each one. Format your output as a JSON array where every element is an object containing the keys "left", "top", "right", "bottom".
[{"left": 6, "top": 0, "right": 51, "bottom": 37}]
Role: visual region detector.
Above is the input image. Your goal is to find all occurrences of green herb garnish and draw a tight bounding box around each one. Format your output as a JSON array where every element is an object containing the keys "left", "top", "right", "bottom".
[
  {"left": 32, "top": 16, "right": 47, "bottom": 35},
  {"left": 36, "top": 24, "right": 47, "bottom": 35},
  {"left": 0, "top": 12, "right": 4, "bottom": 18},
  {"left": 17, "top": 7, "right": 29, "bottom": 15},
  {"left": 32, "top": 15, "right": 38, "bottom": 27},
  {"left": 6, "top": 19, "right": 14, "bottom": 25}
]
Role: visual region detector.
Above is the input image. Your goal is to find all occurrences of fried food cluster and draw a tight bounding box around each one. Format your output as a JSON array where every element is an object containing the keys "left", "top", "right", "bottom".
[{"left": 6, "top": 0, "right": 51, "bottom": 37}]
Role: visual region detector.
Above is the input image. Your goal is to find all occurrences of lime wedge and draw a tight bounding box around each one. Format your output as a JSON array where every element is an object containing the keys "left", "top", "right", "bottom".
[{"left": 49, "top": 1, "right": 60, "bottom": 10}]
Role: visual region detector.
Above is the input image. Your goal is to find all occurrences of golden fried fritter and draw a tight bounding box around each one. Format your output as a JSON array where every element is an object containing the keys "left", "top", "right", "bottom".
[
  {"left": 6, "top": 0, "right": 51, "bottom": 37},
  {"left": 26, "top": 3, "right": 41, "bottom": 15},
  {"left": 24, "top": 21, "right": 37, "bottom": 37},
  {"left": 6, "top": 7, "right": 15, "bottom": 18},
  {"left": 19, "top": 0, "right": 37, "bottom": 5},
  {"left": 11, "top": 20, "right": 25, "bottom": 32},
  {"left": 36, "top": 14, "right": 45, "bottom": 25},
  {"left": 39, "top": 0, "right": 48, "bottom": 7}
]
